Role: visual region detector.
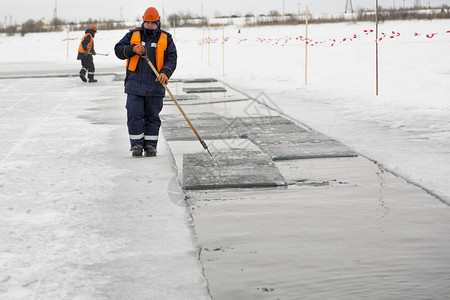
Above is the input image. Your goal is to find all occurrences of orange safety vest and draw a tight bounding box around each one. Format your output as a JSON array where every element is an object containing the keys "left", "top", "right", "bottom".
[
  {"left": 127, "top": 31, "right": 167, "bottom": 72},
  {"left": 78, "top": 33, "right": 93, "bottom": 54}
]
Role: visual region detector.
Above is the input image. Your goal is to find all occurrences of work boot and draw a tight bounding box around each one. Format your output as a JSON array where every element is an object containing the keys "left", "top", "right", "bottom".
[
  {"left": 131, "top": 148, "right": 143, "bottom": 157},
  {"left": 89, "top": 78, "right": 98, "bottom": 83},
  {"left": 79, "top": 73, "right": 87, "bottom": 82},
  {"left": 144, "top": 146, "right": 157, "bottom": 157}
]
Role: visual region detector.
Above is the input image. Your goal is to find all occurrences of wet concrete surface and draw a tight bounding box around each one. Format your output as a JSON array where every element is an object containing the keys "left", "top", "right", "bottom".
[
  {"left": 183, "top": 151, "right": 286, "bottom": 190},
  {"left": 182, "top": 78, "right": 218, "bottom": 83},
  {"left": 187, "top": 157, "right": 450, "bottom": 299},
  {"left": 226, "top": 116, "right": 357, "bottom": 160},
  {"left": 183, "top": 86, "right": 228, "bottom": 93},
  {"left": 161, "top": 113, "right": 238, "bottom": 141},
  {"left": 161, "top": 78, "right": 450, "bottom": 299},
  {"left": 164, "top": 94, "right": 201, "bottom": 101}
]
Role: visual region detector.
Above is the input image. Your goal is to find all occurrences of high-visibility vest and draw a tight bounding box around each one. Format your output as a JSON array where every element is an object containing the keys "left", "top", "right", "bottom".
[
  {"left": 127, "top": 31, "right": 168, "bottom": 72},
  {"left": 78, "top": 33, "right": 93, "bottom": 54}
]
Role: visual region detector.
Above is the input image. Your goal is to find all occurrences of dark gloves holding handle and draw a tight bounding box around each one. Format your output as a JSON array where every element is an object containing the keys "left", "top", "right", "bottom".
[
  {"left": 132, "top": 45, "right": 146, "bottom": 56},
  {"left": 130, "top": 44, "right": 168, "bottom": 84}
]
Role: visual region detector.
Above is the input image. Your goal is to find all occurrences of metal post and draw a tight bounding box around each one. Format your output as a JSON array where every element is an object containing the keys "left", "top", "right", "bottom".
[
  {"left": 201, "top": 26, "right": 205, "bottom": 63},
  {"left": 376, "top": 0, "right": 379, "bottom": 96},
  {"left": 173, "top": 21, "right": 176, "bottom": 41},
  {"left": 208, "top": 17, "right": 211, "bottom": 67},
  {"left": 222, "top": 25, "right": 225, "bottom": 76},
  {"left": 66, "top": 29, "right": 69, "bottom": 60},
  {"left": 305, "top": 5, "right": 308, "bottom": 85}
]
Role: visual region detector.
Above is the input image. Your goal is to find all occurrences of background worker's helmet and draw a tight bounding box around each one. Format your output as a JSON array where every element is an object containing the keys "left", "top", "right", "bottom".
[
  {"left": 142, "top": 7, "right": 160, "bottom": 22},
  {"left": 90, "top": 25, "right": 98, "bottom": 32}
]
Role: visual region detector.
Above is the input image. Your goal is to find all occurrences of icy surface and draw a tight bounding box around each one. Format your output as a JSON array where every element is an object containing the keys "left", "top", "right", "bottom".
[
  {"left": 189, "top": 157, "right": 450, "bottom": 299},
  {"left": 174, "top": 19, "right": 450, "bottom": 203},
  {"left": 0, "top": 18, "right": 449, "bottom": 298},
  {"left": 0, "top": 76, "right": 210, "bottom": 299}
]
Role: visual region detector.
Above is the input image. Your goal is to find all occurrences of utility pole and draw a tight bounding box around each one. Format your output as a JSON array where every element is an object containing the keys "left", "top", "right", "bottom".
[
  {"left": 120, "top": 7, "right": 124, "bottom": 24},
  {"left": 345, "top": 0, "right": 354, "bottom": 13},
  {"left": 52, "top": 0, "right": 58, "bottom": 29}
]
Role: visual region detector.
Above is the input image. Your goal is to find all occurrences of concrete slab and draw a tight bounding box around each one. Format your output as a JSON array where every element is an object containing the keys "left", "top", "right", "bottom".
[
  {"left": 161, "top": 112, "right": 222, "bottom": 122},
  {"left": 182, "top": 78, "right": 218, "bottom": 83},
  {"left": 166, "top": 79, "right": 248, "bottom": 103},
  {"left": 183, "top": 87, "right": 227, "bottom": 93},
  {"left": 165, "top": 78, "right": 185, "bottom": 82},
  {"left": 227, "top": 116, "right": 306, "bottom": 136},
  {"left": 182, "top": 151, "right": 287, "bottom": 190},
  {"left": 162, "top": 125, "right": 238, "bottom": 141},
  {"left": 163, "top": 96, "right": 250, "bottom": 105},
  {"left": 262, "top": 140, "right": 358, "bottom": 160},
  {"left": 250, "top": 132, "right": 335, "bottom": 144},
  {"left": 161, "top": 113, "right": 239, "bottom": 141},
  {"left": 226, "top": 116, "right": 356, "bottom": 159},
  {"left": 163, "top": 94, "right": 200, "bottom": 101},
  {"left": 230, "top": 122, "right": 309, "bottom": 138},
  {"left": 231, "top": 116, "right": 295, "bottom": 125}
]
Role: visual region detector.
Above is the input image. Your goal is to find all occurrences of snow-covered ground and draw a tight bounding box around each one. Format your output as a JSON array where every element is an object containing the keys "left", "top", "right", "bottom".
[
  {"left": 0, "top": 75, "right": 211, "bottom": 298},
  {"left": 178, "top": 19, "right": 450, "bottom": 204},
  {"left": 0, "top": 18, "right": 449, "bottom": 297}
]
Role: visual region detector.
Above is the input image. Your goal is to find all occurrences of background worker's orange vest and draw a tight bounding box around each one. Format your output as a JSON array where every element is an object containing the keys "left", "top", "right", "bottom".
[
  {"left": 127, "top": 31, "right": 167, "bottom": 72},
  {"left": 78, "top": 33, "right": 93, "bottom": 54}
]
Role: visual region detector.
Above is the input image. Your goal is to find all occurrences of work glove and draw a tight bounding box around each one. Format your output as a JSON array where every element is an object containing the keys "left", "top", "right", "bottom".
[
  {"left": 132, "top": 45, "right": 146, "bottom": 56},
  {"left": 91, "top": 50, "right": 96, "bottom": 55}
]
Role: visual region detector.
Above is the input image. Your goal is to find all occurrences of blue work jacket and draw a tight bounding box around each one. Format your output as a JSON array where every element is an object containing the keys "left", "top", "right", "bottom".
[{"left": 115, "top": 25, "right": 177, "bottom": 96}]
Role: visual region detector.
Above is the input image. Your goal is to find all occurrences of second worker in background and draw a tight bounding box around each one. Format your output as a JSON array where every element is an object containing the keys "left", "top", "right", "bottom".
[
  {"left": 78, "top": 25, "right": 98, "bottom": 83},
  {"left": 114, "top": 7, "right": 177, "bottom": 157}
]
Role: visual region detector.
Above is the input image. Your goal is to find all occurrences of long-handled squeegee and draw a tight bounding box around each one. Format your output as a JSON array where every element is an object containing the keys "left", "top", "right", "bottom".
[{"left": 140, "top": 54, "right": 212, "bottom": 156}]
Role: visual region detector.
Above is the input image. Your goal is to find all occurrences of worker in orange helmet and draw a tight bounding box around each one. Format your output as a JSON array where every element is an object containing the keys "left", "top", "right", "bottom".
[
  {"left": 77, "top": 25, "right": 98, "bottom": 83},
  {"left": 115, "top": 7, "right": 177, "bottom": 157}
]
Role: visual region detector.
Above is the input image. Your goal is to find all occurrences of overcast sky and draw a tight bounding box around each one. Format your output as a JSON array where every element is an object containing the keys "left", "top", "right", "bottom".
[{"left": 1, "top": 0, "right": 446, "bottom": 23}]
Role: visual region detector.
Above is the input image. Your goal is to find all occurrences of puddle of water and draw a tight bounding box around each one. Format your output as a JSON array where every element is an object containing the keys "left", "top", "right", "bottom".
[{"left": 187, "top": 157, "right": 450, "bottom": 299}]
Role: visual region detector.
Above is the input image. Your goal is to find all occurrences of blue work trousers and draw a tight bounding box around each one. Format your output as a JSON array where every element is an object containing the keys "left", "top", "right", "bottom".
[{"left": 126, "top": 94, "right": 163, "bottom": 150}]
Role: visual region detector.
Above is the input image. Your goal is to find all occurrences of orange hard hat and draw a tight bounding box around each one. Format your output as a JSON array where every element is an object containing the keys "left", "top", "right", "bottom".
[
  {"left": 142, "top": 7, "right": 160, "bottom": 22},
  {"left": 90, "top": 25, "right": 98, "bottom": 32}
]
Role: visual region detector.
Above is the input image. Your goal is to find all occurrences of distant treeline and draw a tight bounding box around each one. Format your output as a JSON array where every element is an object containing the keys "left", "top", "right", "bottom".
[
  {"left": 1, "top": 5, "right": 449, "bottom": 36},
  {"left": 1, "top": 18, "right": 131, "bottom": 36},
  {"left": 246, "top": 5, "right": 450, "bottom": 26},
  {"left": 168, "top": 5, "right": 450, "bottom": 27}
]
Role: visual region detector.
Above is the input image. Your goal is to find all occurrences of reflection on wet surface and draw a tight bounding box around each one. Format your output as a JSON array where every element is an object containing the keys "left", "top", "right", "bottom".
[
  {"left": 162, "top": 79, "right": 450, "bottom": 299},
  {"left": 187, "top": 157, "right": 450, "bottom": 299}
]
